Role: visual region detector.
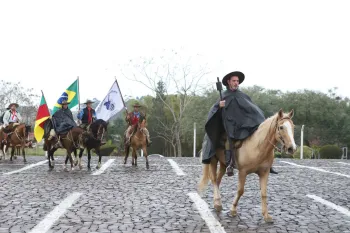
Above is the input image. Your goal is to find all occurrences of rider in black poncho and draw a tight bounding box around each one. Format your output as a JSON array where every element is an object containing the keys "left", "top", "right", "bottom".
[{"left": 201, "top": 71, "right": 278, "bottom": 176}]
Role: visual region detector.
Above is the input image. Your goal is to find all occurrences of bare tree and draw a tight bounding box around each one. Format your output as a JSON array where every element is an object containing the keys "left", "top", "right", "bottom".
[
  {"left": 122, "top": 51, "right": 210, "bottom": 157},
  {"left": 0, "top": 80, "right": 40, "bottom": 126}
]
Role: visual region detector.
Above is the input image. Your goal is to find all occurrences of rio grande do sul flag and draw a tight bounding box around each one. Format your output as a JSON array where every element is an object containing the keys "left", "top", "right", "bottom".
[{"left": 34, "top": 93, "right": 51, "bottom": 142}]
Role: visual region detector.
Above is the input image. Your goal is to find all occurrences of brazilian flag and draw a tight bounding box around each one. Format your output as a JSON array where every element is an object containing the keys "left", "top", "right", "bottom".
[{"left": 52, "top": 79, "right": 79, "bottom": 114}]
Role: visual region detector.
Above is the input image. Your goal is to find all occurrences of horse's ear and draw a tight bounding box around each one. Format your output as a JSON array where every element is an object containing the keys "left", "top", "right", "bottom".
[
  {"left": 278, "top": 108, "right": 283, "bottom": 119},
  {"left": 288, "top": 109, "right": 294, "bottom": 118}
]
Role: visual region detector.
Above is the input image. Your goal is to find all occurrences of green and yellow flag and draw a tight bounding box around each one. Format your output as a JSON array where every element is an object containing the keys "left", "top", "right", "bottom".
[{"left": 52, "top": 79, "right": 79, "bottom": 114}]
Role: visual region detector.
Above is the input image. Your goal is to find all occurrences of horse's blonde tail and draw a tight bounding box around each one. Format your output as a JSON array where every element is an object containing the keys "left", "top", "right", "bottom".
[{"left": 198, "top": 163, "right": 210, "bottom": 195}]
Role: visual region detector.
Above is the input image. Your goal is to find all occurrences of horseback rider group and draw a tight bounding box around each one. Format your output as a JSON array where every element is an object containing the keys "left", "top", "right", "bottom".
[{"left": 1, "top": 71, "right": 282, "bottom": 176}]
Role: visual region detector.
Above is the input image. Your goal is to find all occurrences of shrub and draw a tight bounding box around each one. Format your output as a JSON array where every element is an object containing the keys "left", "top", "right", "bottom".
[
  {"left": 319, "top": 145, "right": 342, "bottom": 159},
  {"left": 293, "top": 146, "right": 314, "bottom": 159}
]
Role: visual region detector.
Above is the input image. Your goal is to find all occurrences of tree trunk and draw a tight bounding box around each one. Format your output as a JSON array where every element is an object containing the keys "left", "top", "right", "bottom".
[{"left": 176, "top": 132, "right": 182, "bottom": 157}]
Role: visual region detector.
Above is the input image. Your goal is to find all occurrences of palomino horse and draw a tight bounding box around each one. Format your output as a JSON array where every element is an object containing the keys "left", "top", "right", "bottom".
[
  {"left": 74, "top": 119, "right": 108, "bottom": 170},
  {"left": 124, "top": 114, "right": 149, "bottom": 169},
  {"left": 198, "top": 109, "right": 297, "bottom": 222}
]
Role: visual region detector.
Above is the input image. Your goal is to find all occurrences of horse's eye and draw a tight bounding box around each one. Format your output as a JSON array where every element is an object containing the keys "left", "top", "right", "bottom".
[{"left": 279, "top": 126, "right": 283, "bottom": 130}]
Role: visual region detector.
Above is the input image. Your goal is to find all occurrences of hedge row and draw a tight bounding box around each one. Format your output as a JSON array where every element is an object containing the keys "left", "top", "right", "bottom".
[{"left": 274, "top": 145, "right": 343, "bottom": 159}]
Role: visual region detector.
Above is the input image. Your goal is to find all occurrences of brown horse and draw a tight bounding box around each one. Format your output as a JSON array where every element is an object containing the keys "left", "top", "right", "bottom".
[
  {"left": 1, "top": 123, "right": 28, "bottom": 162},
  {"left": 45, "top": 127, "right": 86, "bottom": 170},
  {"left": 124, "top": 114, "right": 149, "bottom": 169},
  {"left": 198, "top": 109, "right": 297, "bottom": 222}
]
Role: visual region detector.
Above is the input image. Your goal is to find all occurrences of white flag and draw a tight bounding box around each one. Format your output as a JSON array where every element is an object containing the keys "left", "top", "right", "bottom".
[{"left": 96, "top": 81, "right": 125, "bottom": 121}]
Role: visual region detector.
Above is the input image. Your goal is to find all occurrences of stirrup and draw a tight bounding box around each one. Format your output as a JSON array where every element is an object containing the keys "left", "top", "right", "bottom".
[{"left": 226, "top": 166, "right": 234, "bottom": 176}]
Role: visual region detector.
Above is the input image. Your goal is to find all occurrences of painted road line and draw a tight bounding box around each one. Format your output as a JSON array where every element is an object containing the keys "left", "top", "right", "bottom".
[
  {"left": 188, "top": 192, "right": 226, "bottom": 233},
  {"left": 3, "top": 160, "right": 48, "bottom": 175},
  {"left": 91, "top": 159, "right": 115, "bottom": 175},
  {"left": 281, "top": 161, "right": 350, "bottom": 178},
  {"left": 336, "top": 162, "right": 350, "bottom": 166},
  {"left": 307, "top": 194, "right": 350, "bottom": 217},
  {"left": 167, "top": 159, "right": 186, "bottom": 176},
  {"left": 29, "top": 192, "right": 82, "bottom": 233}
]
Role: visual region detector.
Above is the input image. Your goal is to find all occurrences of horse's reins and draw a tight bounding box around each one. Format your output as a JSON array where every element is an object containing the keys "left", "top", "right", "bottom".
[{"left": 268, "top": 116, "right": 293, "bottom": 152}]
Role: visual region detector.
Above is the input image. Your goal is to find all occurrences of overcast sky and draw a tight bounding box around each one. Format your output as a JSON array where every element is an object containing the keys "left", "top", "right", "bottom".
[{"left": 1, "top": 1, "right": 349, "bottom": 108}]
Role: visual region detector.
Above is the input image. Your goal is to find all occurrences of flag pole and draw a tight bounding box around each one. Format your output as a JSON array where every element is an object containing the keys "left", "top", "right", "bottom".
[
  {"left": 77, "top": 76, "right": 80, "bottom": 111},
  {"left": 114, "top": 76, "right": 128, "bottom": 113},
  {"left": 41, "top": 90, "right": 51, "bottom": 117}
]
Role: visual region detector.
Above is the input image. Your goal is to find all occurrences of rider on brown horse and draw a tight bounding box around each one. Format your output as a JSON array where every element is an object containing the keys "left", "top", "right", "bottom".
[
  {"left": 1, "top": 103, "right": 22, "bottom": 144},
  {"left": 125, "top": 102, "right": 152, "bottom": 147},
  {"left": 48, "top": 100, "right": 77, "bottom": 147},
  {"left": 202, "top": 71, "right": 278, "bottom": 176},
  {"left": 77, "top": 99, "right": 96, "bottom": 131}
]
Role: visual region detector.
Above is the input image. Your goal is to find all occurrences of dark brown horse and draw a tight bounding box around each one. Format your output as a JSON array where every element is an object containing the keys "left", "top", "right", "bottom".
[
  {"left": 74, "top": 119, "right": 108, "bottom": 170},
  {"left": 124, "top": 114, "right": 149, "bottom": 169}
]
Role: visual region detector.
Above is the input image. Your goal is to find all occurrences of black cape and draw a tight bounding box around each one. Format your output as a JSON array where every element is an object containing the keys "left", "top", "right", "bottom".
[
  {"left": 52, "top": 108, "right": 77, "bottom": 135},
  {"left": 201, "top": 89, "right": 265, "bottom": 164}
]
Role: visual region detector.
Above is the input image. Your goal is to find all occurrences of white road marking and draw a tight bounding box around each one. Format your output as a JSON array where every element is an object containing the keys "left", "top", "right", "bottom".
[
  {"left": 307, "top": 194, "right": 350, "bottom": 217},
  {"left": 91, "top": 159, "right": 115, "bottom": 175},
  {"left": 3, "top": 160, "right": 48, "bottom": 175},
  {"left": 167, "top": 159, "right": 186, "bottom": 176},
  {"left": 29, "top": 192, "right": 82, "bottom": 233},
  {"left": 149, "top": 154, "right": 164, "bottom": 157},
  {"left": 336, "top": 162, "right": 350, "bottom": 166},
  {"left": 188, "top": 192, "right": 226, "bottom": 233},
  {"left": 281, "top": 161, "right": 350, "bottom": 178}
]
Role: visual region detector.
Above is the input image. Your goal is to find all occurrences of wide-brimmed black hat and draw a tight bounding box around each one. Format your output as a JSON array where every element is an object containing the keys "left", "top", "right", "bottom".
[
  {"left": 84, "top": 99, "right": 94, "bottom": 105},
  {"left": 8, "top": 103, "right": 19, "bottom": 108},
  {"left": 222, "top": 71, "right": 245, "bottom": 86},
  {"left": 61, "top": 100, "right": 70, "bottom": 105}
]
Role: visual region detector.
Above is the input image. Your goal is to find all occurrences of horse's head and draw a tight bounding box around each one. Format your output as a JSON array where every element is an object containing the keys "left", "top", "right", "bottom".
[
  {"left": 274, "top": 109, "right": 297, "bottom": 154},
  {"left": 90, "top": 119, "right": 108, "bottom": 141}
]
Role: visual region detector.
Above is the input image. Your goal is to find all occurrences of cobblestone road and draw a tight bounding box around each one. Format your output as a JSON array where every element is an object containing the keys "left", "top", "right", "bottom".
[{"left": 1, "top": 155, "right": 350, "bottom": 233}]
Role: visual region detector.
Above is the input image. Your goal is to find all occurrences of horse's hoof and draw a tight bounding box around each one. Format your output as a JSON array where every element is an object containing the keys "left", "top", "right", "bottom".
[
  {"left": 79, "top": 165, "right": 83, "bottom": 170},
  {"left": 230, "top": 208, "right": 237, "bottom": 216},
  {"left": 88, "top": 166, "right": 91, "bottom": 170},
  {"left": 64, "top": 167, "right": 69, "bottom": 172},
  {"left": 264, "top": 215, "right": 273, "bottom": 223},
  {"left": 96, "top": 164, "right": 101, "bottom": 169},
  {"left": 24, "top": 159, "right": 27, "bottom": 163},
  {"left": 146, "top": 164, "right": 149, "bottom": 169},
  {"left": 214, "top": 204, "right": 223, "bottom": 212}
]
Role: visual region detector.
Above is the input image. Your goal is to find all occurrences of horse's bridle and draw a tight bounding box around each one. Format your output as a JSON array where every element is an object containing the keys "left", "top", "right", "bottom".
[{"left": 269, "top": 116, "right": 293, "bottom": 152}]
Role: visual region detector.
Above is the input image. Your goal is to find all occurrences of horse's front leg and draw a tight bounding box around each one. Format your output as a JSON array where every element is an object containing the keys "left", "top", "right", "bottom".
[
  {"left": 10, "top": 146, "right": 14, "bottom": 161},
  {"left": 78, "top": 148, "right": 84, "bottom": 170},
  {"left": 209, "top": 157, "right": 222, "bottom": 212},
  {"left": 231, "top": 171, "right": 247, "bottom": 216},
  {"left": 74, "top": 149, "right": 79, "bottom": 166},
  {"left": 124, "top": 145, "right": 129, "bottom": 165},
  {"left": 96, "top": 148, "right": 102, "bottom": 169},
  {"left": 21, "top": 143, "right": 26, "bottom": 163},
  {"left": 259, "top": 169, "right": 273, "bottom": 222},
  {"left": 87, "top": 149, "right": 92, "bottom": 170},
  {"left": 142, "top": 146, "right": 149, "bottom": 169},
  {"left": 64, "top": 152, "right": 69, "bottom": 171}
]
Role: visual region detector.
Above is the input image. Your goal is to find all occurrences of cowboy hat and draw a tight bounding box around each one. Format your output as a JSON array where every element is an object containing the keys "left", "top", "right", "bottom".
[
  {"left": 83, "top": 99, "right": 94, "bottom": 105},
  {"left": 8, "top": 103, "right": 19, "bottom": 108},
  {"left": 133, "top": 102, "right": 142, "bottom": 107},
  {"left": 61, "top": 100, "right": 70, "bottom": 105},
  {"left": 222, "top": 71, "right": 245, "bottom": 86}
]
